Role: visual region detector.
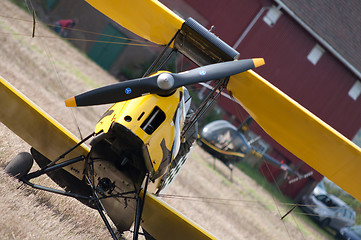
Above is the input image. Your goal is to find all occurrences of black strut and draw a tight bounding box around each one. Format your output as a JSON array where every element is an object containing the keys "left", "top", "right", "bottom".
[
  {"left": 181, "top": 77, "right": 228, "bottom": 140},
  {"left": 86, "top": 158, "right": 119, "bottom": 240},
  {"left": 25, "top": 155, "right": 85, "bottom": 180},
  {"left": 45, "top": 132, "right": 94, "bottom": 168},
  {"left": 133, "top": 173, "right": 150, "bottom": 240},
  {"left": 143, "top": 30, "right": 180, "bottom": 77}
]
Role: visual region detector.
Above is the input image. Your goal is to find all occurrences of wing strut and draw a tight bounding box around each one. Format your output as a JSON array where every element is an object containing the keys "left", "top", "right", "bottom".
[
  {"left": 143, "top": 30, "right": 180, "bottom": 77},
  {"left": 181, "top": 78, "right": 229, "bottom": 141}
]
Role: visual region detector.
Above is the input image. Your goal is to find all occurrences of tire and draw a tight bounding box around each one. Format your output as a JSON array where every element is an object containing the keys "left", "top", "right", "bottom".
[
  {"left": 320, "top": 218, "right": 330, "bottom": 228},
  {"left": 4, "top": 152, "right": 33, "bottom": 178},
  {"left": 31, "top": 148, "right": 96, "bottom": 209}
]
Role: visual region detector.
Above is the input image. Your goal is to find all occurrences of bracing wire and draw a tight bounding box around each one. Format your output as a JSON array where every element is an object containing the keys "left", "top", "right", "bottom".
[
  {"left": 227, "top": 94, "right": 307, "bottom": 238},
  {"left": 22, "top": 0, "right": 85, "bottom": 139},
  {"left": 0, "top": 13, "right": 158, "bottom": 47},
  {"left": 158, "top": 194, "right": 350, "bottom": 221}
]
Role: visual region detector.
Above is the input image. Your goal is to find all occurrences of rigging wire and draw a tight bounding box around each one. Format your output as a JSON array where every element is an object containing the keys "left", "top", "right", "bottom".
[
  {"left": 259, "top": 143, "right": 306, "bottom": 239},
  {"left": 158, "top": 193, "right": 348, "bottom": 220},
  {"left": 0, "top": 13, "right": 158, "bottom": 47},
  {"left": 259, "top": 163, "right": 293, "bottom": 239},
  {"left": 0, "top": 31, "right": 156, "bottom": 47},
  {"left": 223, "top": 74, "right": 312, "bottom": 238},
  {"left": 159, "top": 193, "right": 346, "bottom": 210},
  {"left": 228, "top": 92, "right": 305, "bottom": 238},
  {"left": 23, "top": 0, "right": 84, "bottom": 139}
]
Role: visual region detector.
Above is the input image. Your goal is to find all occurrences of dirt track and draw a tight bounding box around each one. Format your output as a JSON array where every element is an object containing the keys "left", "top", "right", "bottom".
[{"left": 0, "top": 1, "right": 332, "bottom": 239}]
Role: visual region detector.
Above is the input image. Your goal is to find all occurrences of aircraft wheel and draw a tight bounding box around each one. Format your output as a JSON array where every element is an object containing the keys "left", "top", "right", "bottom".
[{"left": 4, "top": 152, "right": 34, "bottom": 178}]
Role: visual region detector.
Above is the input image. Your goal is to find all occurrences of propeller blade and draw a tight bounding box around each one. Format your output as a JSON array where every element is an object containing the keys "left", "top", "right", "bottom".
[
  {"left": 172, "top": 58, "right": 264, "bottom": 88},
  {"left": 65, "top": 58, "right": 264, "bottom": 107},
  {"left": 65, "top": 76, "right": 159, "bottom": 107}
]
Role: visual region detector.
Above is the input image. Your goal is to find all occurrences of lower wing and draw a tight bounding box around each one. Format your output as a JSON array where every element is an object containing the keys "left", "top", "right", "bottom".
[{"left": 0, "top": 76, "right": 89, "bottom": 179}]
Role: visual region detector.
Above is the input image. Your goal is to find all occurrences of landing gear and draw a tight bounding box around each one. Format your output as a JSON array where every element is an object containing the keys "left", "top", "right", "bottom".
[
  {"left": 228, "top": 164, "right": 233, "bottom": 182},
  {"left": 133, "top": 174, "right": 150, "bottom": 240},
  {"left": 5, "top": 152, "right": 34, "bottom": 178},
  {"left": 3, "top": 127, "right": 155, "bottom": 240}
]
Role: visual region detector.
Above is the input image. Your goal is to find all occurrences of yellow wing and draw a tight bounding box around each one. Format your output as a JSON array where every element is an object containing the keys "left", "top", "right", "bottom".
[
  {"left": 84, "top": 0, "right": 184, "bottom": 45},
  {"left": 141, "top": 191, "right": 216, "bottom": 240},
  {"left": 0, "top": 76, "right": 89, "bottom": 179},
  {"left": 84, "top": 0, "right": 239, "bottom": 66},
  {"left": 228, "top": 70, "right": 361, "bottom": 201}
]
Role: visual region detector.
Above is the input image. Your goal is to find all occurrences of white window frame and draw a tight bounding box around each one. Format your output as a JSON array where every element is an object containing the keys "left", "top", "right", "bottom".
[
  {"left": 263, "top": 6, "right": 282, "bottom": 27},
  {"left": 348, "top": 80, "right": 361, "bottom": 101},
  {"left": 307, "top": 44, "right": 325, "bottom": 65}
]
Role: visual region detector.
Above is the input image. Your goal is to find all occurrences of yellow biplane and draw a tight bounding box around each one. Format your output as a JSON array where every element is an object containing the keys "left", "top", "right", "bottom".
[{"left": 1, "top": 1, "right": 361, "bottom": 240}]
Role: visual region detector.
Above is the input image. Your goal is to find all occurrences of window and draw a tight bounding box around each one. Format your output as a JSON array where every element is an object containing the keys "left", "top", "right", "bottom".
[
  {"left": 340, "top": 208, "right": 346, "bottom": 217},
  {"left": 263, "top": 6, "right": 282, "bottom": 27},
  {"left": 141, "top": 107, "right": 166, "bottom": 135},
  {"left": 348, "top": 80, "right": 361, "bottom": 101},
  {"left": 307, "top": 44, "right": 324, "bottom": 65}
]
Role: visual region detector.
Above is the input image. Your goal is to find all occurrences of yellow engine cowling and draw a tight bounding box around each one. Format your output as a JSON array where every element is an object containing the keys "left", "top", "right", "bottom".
[{"left": 94, "top": 89, "right": 181, "bottom": 178}]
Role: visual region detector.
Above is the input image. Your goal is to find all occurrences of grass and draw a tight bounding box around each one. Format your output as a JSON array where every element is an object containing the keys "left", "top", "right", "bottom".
[
  {"left": 0, "top": 166, "right": 109, "bottom": 239},
  {"left": 190, "top": 145, "right": 334, "bottom": 239},
  {"left": 235, "top": 160, "right": 288, "bottom": 202},
  {"left": 193, "top": 147, "right": 336, "bottom": 239},
  {"left": 8, "top": 0, "right": 27, "bottom": 11},
  {"left": 235, "top": 160, "right": 334, "bottom": 239},
  {"left": 195, "top": 150, "right": 289, "bottom": 212},
  {"left": 65, "top": 62, "right": 103, "bottom": 89}
]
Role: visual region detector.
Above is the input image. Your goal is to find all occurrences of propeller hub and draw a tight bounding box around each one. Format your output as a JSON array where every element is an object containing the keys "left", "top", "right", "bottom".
[{"left": 157, "top": 73, "right": 174, "bottom": 90}]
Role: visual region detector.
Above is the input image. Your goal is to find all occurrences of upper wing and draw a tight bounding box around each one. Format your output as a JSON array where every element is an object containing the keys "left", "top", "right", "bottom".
[
  {"left": 0, "top": 76, "right": 89, "bottom": 179},
  {"left": 227, "top": 70, "right": 361, "bottom": 201},
  {"left": 84, "top": 0, "right": 239, "bottom": 66},
  {"left": 84, "top": 0, "right": 184, "bottom": 45}
]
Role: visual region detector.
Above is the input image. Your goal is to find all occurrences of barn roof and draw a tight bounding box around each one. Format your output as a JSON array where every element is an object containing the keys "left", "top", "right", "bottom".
[{"left": 276, "top": 0, "right": 361, "bottom": 79}]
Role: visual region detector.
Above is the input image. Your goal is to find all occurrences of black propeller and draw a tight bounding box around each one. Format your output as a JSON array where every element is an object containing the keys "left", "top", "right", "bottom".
[{"left": 65, "top": 58, "right": 264, "bottom": 107}]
